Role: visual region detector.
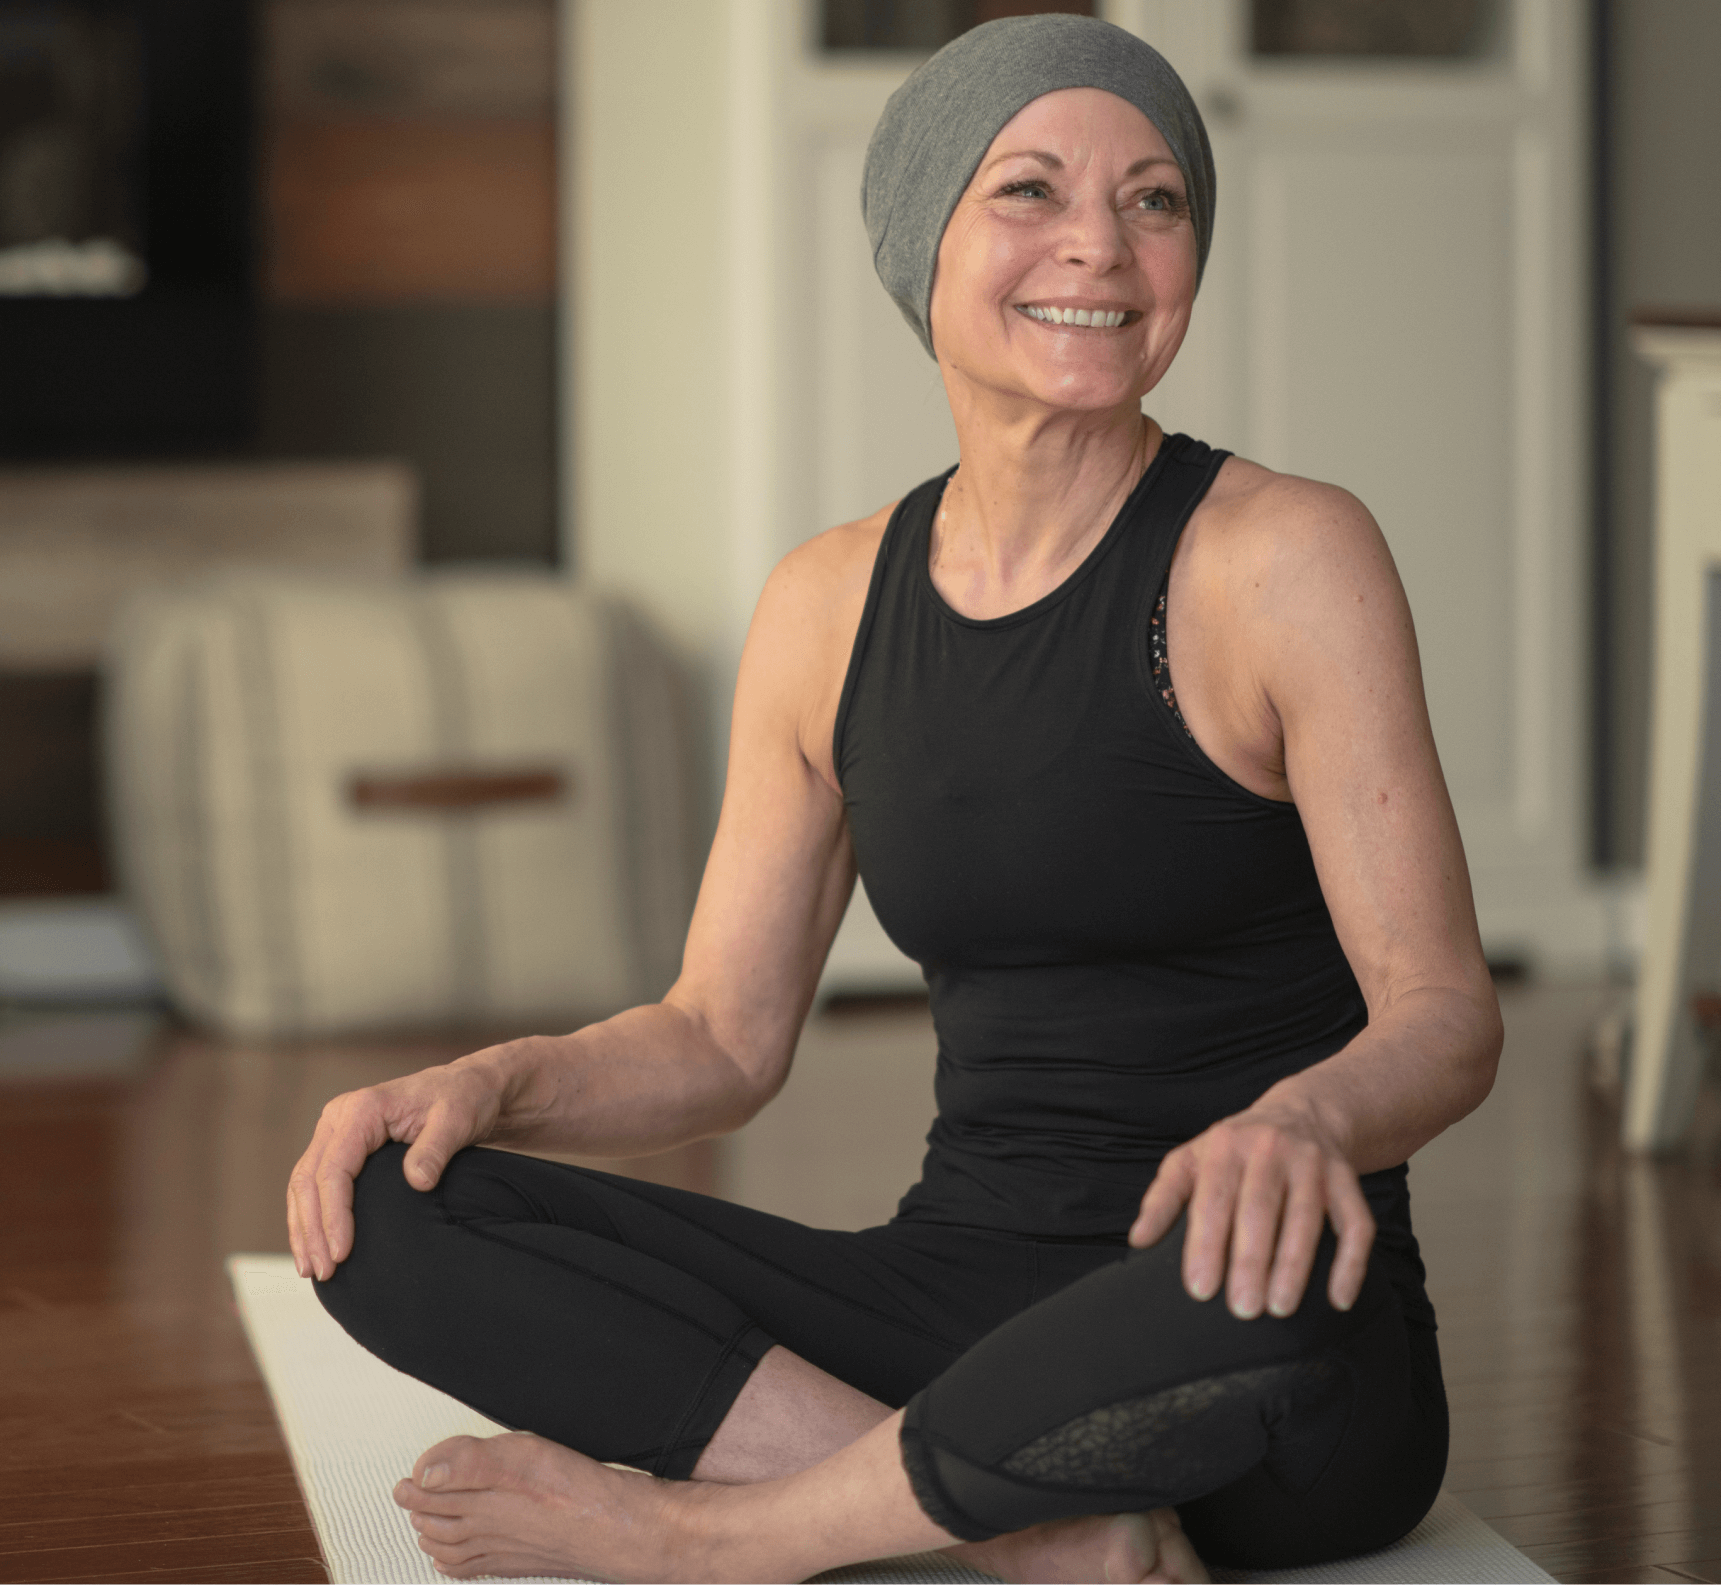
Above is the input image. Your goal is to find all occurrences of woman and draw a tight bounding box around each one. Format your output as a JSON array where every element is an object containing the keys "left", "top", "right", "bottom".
[{"left": 287, "top": 15, "right": 1501, "bottom": 1583}]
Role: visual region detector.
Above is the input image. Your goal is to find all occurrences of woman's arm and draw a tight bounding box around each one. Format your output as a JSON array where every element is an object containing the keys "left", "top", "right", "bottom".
[
  {"left": 287, "top": 517, "right": 885, "bottom": 1281},
  {"left": 1130, "top": 472, "right": 1503, "bottom": 1320},
  {"left": 481, "top": 530, "right": 872, "bottom": 1158}
]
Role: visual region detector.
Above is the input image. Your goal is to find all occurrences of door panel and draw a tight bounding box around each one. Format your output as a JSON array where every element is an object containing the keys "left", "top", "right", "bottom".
[
  {"left": 1252, "top": 137, "right": 1518, "bottom": 806},
  {"left": 1111, "top": 0, "right": 1602, "bottom": 969}
]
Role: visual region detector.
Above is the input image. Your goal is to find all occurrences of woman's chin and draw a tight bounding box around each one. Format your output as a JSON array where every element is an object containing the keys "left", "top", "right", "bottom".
[
  {"left": 1028, "top": 366, "right": 1151, "bottom": 415},
  {"left": 1005, "top": 340, "right": 1152, "bottom": 413},
  {"left": 944, "top": 339, "right": 1152, "bottom": 418}
]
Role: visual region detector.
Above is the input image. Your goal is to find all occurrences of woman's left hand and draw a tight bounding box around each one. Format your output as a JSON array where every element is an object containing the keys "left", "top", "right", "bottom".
[{"left": 1127, "top": 1098, "right": 1374, "bottom": 1318}]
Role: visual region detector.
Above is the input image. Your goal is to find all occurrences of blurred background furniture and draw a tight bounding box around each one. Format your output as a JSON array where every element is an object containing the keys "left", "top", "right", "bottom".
[
  {"left": 0, "top": 461, "right": 415, "bottom": 673},
  {"left": 0, "top": 461, "right": 414, "bottom": 1004},
  {"left": 106, "top": 571, "right": 696, "bottom": 1036},
  {"left": 1625, "top": 314, "right": 1721, "bottom": 1150}
]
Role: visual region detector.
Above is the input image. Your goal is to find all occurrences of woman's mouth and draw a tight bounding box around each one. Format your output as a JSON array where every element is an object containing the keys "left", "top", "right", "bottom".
[{"left": 1015, "top": 305, "right": 1136, "bottom": 328}]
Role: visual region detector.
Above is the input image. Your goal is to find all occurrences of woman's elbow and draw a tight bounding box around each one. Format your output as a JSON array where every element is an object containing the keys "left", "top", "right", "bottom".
[{"left": 1458, "top": 981, "right": 1505, "bottom": 1116}]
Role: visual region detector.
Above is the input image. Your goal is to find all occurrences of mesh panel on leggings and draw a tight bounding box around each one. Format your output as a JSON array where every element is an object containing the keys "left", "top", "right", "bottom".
[{"left": 998, "top": 1358, "right": 1341, "bottom": 1492}]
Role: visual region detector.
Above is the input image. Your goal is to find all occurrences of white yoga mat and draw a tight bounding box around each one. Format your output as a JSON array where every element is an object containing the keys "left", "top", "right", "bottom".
[{"left": 230, "top": 1255, "right": 1553, "bottom": 1586}]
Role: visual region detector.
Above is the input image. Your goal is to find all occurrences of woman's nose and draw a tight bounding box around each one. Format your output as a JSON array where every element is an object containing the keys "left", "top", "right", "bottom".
[{"left": 1055, "top": 199, "right": 1133, "bottom": 273}]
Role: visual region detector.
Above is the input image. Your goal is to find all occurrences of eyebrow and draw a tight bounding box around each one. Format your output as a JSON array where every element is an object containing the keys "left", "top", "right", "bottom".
[{"left": 979, "top": 149, "right": 1181, "bottom": 179}]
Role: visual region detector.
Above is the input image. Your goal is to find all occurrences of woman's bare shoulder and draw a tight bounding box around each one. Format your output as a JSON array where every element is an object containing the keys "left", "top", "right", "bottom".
[
  {"left": 747, "top": 502, "right": 895, "bottom": 676},
  {"left": 765, "top": 500, "right": 896, "bottom": 618},
  {"left": 738, "top": 501, "right": 899, "bottom": 779},
  {"left": 1194, "top": 456, "right": 1400, "bottom": 617},
  {"left": 1204, "top": 456, "right": 1379, "bottom": 551}
]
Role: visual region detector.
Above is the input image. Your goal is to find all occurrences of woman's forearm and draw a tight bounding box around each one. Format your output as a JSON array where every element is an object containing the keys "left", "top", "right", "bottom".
[
  {"left": 457, "top": 1000, "right": 770, "bottom": 1160},
  {"left": 1258, "top": 982, "right": 1502, "bottom": 1176}
]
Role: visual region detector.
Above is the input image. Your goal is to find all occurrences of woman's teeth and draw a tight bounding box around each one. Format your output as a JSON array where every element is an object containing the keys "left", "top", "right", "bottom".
[{"left": 1018, "top": 306, "right": 1128, "bottom": 328}]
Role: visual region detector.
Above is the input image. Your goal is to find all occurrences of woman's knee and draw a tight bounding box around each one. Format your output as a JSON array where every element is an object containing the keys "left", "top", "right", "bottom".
[
  {"left": 1105, "top": 1219, "right": 1395, "bottom": 1354},
  {"left": 319, "top": 1144, "right": 606, "bottom": 1332},
  {"left": 346, "top": 1141, "right": 536, "bottom": 1237},
  {"left": 315, "top": 1143, "right": 447, "bottom": 1325},
  {"left": 349, "top": 1141, "right": 526, "bottom": 1259},
  {"left": 347, "top": 1141, "right": 435, "bottom": 1238},
  {"left": 894, "top": 1225, "right": 1403, "bottom": 1541}
]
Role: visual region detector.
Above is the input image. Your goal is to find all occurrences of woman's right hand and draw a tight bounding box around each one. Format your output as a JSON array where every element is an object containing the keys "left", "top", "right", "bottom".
[{"left": 287, "top": 1057, "right": 507, "bottom": 1281}]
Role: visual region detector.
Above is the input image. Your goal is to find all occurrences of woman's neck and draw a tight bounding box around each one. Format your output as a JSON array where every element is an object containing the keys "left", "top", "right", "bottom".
[{"left": 931, "top": 399, "right": 1158, "bottom": 621}]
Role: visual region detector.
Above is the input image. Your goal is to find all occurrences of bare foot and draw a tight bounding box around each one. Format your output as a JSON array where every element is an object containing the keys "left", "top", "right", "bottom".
[
  {"left": 392, "top": 1425, "right": 1208, "bottom": 1585},
  {"left": 393, "top": 1432, "right": 691, "bottom": 1581},
  {"left": 958, "top": 1506, "right": 1209, "bottom": 1584}
]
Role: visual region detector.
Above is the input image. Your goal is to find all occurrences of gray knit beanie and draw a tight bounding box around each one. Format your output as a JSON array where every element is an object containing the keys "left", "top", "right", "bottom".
[{"left": 861, "top": 14, "right": 1214, "bottom": 360}]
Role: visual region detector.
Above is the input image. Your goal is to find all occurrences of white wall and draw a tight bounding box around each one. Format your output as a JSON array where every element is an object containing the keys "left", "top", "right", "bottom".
[
  {"left": 561, "top": 0, "right": 745, "bottom": 816},
  {"left": 561, "top": 0, "right": 933, "bottom": 992}
]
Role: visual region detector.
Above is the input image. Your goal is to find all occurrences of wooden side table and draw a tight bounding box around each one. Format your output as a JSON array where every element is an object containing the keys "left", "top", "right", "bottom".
[{"left": 1627, "top": 313, "right": 1721, "bottom": 1150}]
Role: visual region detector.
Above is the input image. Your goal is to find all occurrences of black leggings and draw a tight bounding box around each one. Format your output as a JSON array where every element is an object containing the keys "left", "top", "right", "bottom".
[{"left": 317, "top": 1144, "right": 1447, "bottom": 1570}]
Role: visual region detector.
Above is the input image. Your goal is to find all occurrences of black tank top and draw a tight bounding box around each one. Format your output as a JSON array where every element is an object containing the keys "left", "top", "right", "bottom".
[{"left": 834, "top": 434, "right": 1429, "bottom": 1315}]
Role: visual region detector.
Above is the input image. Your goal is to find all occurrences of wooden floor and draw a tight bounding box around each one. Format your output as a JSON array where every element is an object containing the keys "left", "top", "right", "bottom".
[{"left": 0, "top": 983, "right": 1717, "bottom": 1583}]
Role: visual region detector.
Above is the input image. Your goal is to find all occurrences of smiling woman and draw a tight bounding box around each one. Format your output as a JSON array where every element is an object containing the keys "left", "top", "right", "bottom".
[{"left": 289, "top": 14, "right": 1500, "bottom": 1584}]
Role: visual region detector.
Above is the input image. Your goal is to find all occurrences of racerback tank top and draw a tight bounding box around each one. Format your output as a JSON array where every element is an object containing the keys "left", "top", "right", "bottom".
[{"left": 833, "top": 433, "right": 1429, "bottom": 1315}]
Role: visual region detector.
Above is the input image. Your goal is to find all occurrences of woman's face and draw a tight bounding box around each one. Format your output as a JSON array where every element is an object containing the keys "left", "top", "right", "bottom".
[{"left": 928, "top": 87, "right": 1197, "bottom": 415}]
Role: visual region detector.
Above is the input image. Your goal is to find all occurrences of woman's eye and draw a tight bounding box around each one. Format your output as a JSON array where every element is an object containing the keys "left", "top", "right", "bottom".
[
  {"left": 1137, "top": 187, "right": 1188, "bottom": 216},
  {"left": 999, "top": 180, "right": 1051, "bottom": 200}
]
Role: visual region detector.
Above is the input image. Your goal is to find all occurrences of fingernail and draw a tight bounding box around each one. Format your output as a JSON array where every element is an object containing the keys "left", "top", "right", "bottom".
[
  {"left": 1333, "top": 1296, "right": 1353, "bottom": 1312},
  {"left": 421, "top": 1462, "right": 448, "bottom": 1490},
  {"left": 1229, "top": 1299, "right": 1261, "bottom": 1320},
  {"left": 1268, "top": 1298, "right": 1292, "bottom": 1318},
  {"left": 1191, "top": 1282, "right": 1215, "bottom": 1302}
]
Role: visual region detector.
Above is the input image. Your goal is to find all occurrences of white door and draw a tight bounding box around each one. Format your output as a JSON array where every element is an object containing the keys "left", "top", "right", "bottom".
[{"left": 1114, "top": 0, "right": 1602, "bottom": 973}]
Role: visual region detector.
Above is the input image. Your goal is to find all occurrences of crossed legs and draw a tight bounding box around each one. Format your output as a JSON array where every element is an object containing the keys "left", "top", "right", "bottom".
[{"left": 319, "top": 1144, "right": 1443, "bottom": 1581}]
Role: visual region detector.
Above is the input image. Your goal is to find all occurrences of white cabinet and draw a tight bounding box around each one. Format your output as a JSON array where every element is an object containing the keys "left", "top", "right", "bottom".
[{"left": 1626, "top": 321, "right": 1721, "bottom": 1150}]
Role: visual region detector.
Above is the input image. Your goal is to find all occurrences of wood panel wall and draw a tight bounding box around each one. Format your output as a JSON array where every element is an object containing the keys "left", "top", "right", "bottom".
[{"left": 262, "top": 0, "right": 556, "bottom": 305}]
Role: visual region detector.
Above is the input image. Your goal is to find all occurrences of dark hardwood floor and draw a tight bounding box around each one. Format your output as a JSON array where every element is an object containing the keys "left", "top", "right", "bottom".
[
  {"left": 0, "top": 984, "right": 1716, "bottom": 1584},
  {"left": 0, "top": 1022, "right": 712, "bottom": 1584},
  {"left": 1397, "top": 986, "right": 1721, "bottom": 1584}
]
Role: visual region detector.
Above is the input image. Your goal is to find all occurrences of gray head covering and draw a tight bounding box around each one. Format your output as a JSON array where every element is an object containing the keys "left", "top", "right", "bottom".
[{"left": 862, "top": 13, "right": 1214, "bottom": 360}]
